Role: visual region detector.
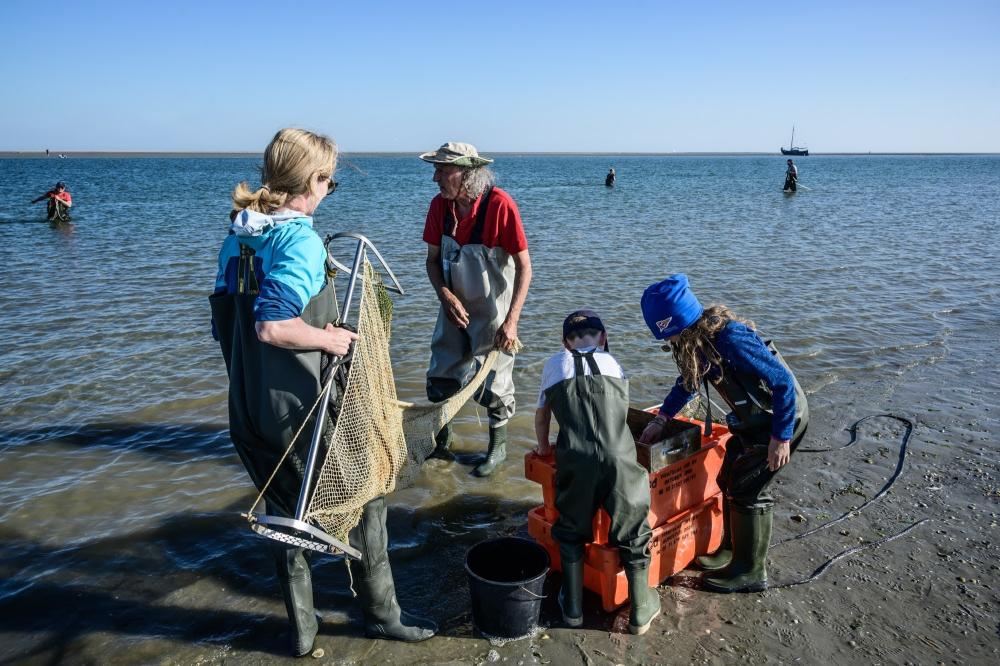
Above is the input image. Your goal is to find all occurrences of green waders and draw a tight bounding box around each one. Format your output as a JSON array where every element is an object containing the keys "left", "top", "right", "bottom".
[
  {"left": 426, "top": 188, "right": 517, "bottom": 475},
  {"left": 544, "top": 350, "right": 660, "bottom": 634},
  {"left": 699, "top": 339, "right": 810, "bottom": 593},
  {"left": 347, "top": 496, "right": 438, "bottom": 641},
  {"left": 211, "top": 243, "right": 435, "bottom": 653}
]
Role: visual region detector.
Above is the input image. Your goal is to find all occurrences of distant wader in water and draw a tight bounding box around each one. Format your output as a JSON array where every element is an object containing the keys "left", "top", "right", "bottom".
[{"left": 783, "top": 159, "right": 798, "bottom": 192}]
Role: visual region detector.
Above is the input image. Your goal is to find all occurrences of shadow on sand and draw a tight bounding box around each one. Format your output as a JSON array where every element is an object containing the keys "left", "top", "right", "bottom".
[{"left": 0, "top": 421, "right": 562, "bottom": 661}]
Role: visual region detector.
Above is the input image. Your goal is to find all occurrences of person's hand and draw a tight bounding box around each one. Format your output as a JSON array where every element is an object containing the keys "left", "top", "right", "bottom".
[
  {"left": 767, "top": 437, "right": 791, "bottom": 471},
  {"left": 323, "top": 323, "right": 358, "bottom": 356},
  {"left": 493, "top": 319, "right": 518, "bottom": 352},
  {"left": 440, "top": 290, "right": 470, "bottom": 329},
  {"left": 534, "top": 442, "right": 553, "bottom": 457},
  {"left": 639, "top": 417, "right": 667, "bottom": 444}
]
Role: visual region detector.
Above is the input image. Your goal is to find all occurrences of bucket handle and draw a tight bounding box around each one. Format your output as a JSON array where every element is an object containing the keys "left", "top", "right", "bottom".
[{"left": 517, "top": 586, "right": 546, "bottom": 599}]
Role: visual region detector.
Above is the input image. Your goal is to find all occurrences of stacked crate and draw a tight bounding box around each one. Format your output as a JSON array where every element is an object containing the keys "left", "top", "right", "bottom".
[{"left": 525, "top": 409, "right": 731, "bottom": 611}]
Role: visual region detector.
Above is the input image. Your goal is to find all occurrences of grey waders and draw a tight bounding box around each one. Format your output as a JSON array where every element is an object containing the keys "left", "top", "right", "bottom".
[
  {"left": 426, "top": 187, "right": 517, "bottom": 475},
  {"left": 348, "top": 496, "right": 437, "bottom": 641},
  {"left": 545, "top": 350, "right": 657, "bottom": 632}
]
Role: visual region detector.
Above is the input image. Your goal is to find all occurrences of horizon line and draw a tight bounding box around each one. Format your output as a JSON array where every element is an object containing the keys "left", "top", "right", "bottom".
[{"left": 3, "top": 150, "right": 999, "bottom": 158}]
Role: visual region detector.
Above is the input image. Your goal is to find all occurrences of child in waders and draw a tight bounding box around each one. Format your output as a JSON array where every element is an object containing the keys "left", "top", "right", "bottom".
[
  {"left": 639, "top": 274, "right": 808, "bottom": 593},
  {"left": 534, "top": 310, "right": 661, "bottom": 634}
]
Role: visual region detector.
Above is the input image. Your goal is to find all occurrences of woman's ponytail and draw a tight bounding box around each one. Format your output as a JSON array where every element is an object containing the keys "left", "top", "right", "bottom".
[{"left": 231, "top": 182, "right": 288, "bottom": 215}]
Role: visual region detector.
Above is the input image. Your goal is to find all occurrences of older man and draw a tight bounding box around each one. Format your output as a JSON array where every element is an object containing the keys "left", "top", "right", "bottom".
[{"left": 420, "top": 142, "right": 532, "bottom": 477}]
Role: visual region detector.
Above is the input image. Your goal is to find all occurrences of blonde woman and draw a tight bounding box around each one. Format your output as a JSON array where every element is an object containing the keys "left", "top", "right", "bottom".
[
  {"left": 210, "top": 128, "right": 436, "bottom": 656},
  {"left": 638, "top": 274, "right": 808, "bottom": 594}
]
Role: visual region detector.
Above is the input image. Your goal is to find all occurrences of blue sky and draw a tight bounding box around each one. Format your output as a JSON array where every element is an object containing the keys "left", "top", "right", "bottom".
[{"left": 2, "top": 0, "right": 998, "bottom": 152}]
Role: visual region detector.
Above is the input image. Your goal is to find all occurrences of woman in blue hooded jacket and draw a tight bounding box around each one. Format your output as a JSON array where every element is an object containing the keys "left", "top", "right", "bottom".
[
  {"left": 638, "top": 274, "right": 808, "bottom": 593},
  {"left": 211, "top": 128, "right": 436, "bottom": 655}
]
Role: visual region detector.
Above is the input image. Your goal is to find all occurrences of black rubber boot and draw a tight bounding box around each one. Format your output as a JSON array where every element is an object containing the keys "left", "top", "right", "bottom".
[
  {"left": 702, "top": 504, "right": 772, "bottom": 593},
  {"left": 473, "top": 424, "right": 507, "bottom": 477},
  {"left": 429, "top": 421, "right": 456, "bottom": 461},
  {"left": 625, "top": 566, "right": 661, "bottom": 635},
  {"left": 350, "top": 496, "right": 437, "bottom": 642},
  {"left": 558, "top": 544, "right": 584, "bottom": 627},
  {"left": 272, "top": 544, "right": 319, "bottom": 657},
  {"left": 696, "top": 497, "right": 732, "bottom": 571}
]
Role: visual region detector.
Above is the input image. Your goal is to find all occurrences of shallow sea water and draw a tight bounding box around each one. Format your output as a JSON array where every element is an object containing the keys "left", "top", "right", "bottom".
[{"left": 0, "top": 154, "right": 998, "bottom": 661}]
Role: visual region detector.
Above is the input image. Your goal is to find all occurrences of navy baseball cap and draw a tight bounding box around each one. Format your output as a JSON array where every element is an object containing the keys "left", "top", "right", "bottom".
[{"left": 563, "top": 310, "right": 605, "bottom": 338}]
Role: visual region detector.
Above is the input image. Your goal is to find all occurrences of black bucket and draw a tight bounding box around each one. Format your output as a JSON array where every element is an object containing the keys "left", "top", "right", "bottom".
[{"left": 465, "top": 537, "right": 550, "bottom": 639}]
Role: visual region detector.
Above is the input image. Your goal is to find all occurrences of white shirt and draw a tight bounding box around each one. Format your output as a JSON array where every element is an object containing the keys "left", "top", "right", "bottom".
[{"left": 537, "top": 346, "right": 627, "bottom": 408}]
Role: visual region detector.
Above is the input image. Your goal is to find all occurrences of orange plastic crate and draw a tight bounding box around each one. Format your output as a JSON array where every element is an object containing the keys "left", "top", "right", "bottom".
[{"left": 527, "top": 494, "right": 724, "bottom": 611}]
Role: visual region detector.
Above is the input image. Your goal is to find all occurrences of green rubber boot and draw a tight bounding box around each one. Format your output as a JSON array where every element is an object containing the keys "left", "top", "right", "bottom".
[
  {"left": 695, "top": 497, "right": 732, "bottom": 571},
  {"left": 625, "top": 567, "right": 662, "bottom": 635},
  {"left": 272, "top": 545, "right": 319, "bottom": 657},
  {"left": 429, "top": 421, "right": 456, "bottom": 461},
  {"left": 350, "top": 497, "right": 438, "bottom": 641},
  {"left": 558, "top": 544, "right": 584, "bottom": 627},
  {"left": 702, "top": 504, "right": 772, "bottom": 594},
  {"left": 473, "top": 425, "right": 507, "bottom": 477}
]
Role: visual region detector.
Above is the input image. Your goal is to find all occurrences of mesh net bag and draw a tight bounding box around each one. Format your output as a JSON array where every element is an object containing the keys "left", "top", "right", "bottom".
[{"left": 304, "top": 260, "right": 500, "bottom": 541}]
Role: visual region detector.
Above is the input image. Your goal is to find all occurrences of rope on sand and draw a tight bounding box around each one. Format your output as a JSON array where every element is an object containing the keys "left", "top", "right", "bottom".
[{"left": 769, "top": 413, "right": 931, "bottom": 588}]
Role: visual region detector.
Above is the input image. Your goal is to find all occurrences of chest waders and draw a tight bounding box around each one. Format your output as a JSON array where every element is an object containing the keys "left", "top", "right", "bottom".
[
  {"left": 545, "top": 351, "right": 661, "bottom": 633},
  {"left": 426, "top": 187, "right": 516, "bottom": 475},
  {"left": 210, "top": 239, "right": 436, "bottom": 653},
  {"left": 697, "top": 338, "right": 809, "bottom": 594},
  {"left": 210, "top": 242, "right": 341, "bottom": 520}
]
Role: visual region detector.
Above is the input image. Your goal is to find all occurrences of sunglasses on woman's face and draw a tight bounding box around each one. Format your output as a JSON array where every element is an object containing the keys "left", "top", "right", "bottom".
[{"left": 318, "top": 174, "right": 337, "bottom": 194}]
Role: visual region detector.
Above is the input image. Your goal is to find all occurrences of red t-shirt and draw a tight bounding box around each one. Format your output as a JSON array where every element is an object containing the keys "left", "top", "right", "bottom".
[
  {"left": 422, "top": 187, "right": 528, "bottom": 254},
  {"left": 51, "top": 191, "right": 72, "bottom": 204}
]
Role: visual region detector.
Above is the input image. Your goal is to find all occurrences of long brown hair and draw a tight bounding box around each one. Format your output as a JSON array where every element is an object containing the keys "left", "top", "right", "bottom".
[
  {"left": 231, "top": 128, "right": 337, "bottom": 215},
  {"left": 672, "top": 305, "right": 756, "bottom": 391}
]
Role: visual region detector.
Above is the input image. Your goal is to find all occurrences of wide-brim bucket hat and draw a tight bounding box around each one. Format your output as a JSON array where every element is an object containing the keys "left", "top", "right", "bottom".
[{"left": 419, "top": 142, "right": 493, "bottom": 167}]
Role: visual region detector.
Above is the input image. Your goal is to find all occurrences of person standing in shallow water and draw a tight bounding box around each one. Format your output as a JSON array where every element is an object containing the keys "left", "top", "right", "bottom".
[
  {"left": 210, "top": 128, "right": 437, "bottom": 656},
  {"left": 31, "top": 181, "right": 72, "bottom": 220},
  {"left": 605, "top": 167, "right": 616, "bottom": 187},
  {"left": 420, "top": 142, "right": 532, "bottom": 477},
  {"left": 783, "top": 159, "right": 798, "bottom": 192},
  {"left": 638, "top": 274, "right": 808, "bottom": 593}
]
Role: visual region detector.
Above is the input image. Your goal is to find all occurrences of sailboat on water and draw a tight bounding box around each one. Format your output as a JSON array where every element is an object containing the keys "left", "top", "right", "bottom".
[{"left": 780, "top": 125, "right": 809, "bottom": 156}]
